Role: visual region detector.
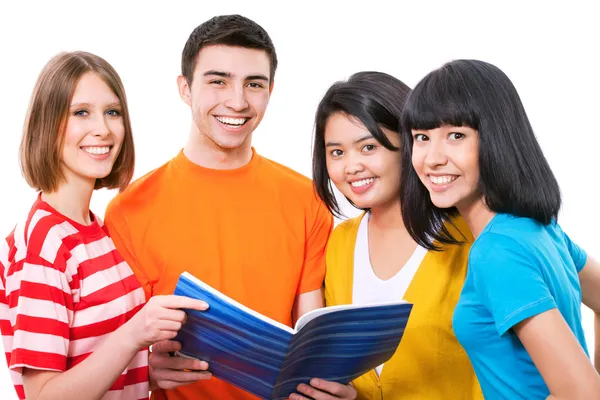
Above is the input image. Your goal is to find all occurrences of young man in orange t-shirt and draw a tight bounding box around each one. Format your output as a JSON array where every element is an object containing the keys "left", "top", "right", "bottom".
[{"left": 104, "top": 14, "right": 357, "bottom": 400}]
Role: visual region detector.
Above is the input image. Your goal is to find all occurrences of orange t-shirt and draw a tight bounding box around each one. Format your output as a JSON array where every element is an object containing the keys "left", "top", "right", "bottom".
[{"left": 104, "top": 148, "right": 333, "bottom": 400}]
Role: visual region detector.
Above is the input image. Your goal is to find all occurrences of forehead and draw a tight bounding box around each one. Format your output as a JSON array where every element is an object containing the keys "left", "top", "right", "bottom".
[
  {"left": 324, "top": 113, "right": 374, "bottom": 144},
  {"left": 325, "top": 113, "right": 400, "bottom": 146},
  {"left": 326, "top": 113, "right": 367, "bottom": 136},
  {"left": 194, "top": 45, "right": 270, "bottom": 79},
  {"left": 71, "top": 72, "right": 119, "bottom": 104}
]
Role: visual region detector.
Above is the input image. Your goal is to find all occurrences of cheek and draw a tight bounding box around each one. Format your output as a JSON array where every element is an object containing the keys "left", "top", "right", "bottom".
[
  {"left": 62, "top": 122, "right": 82, "bottom": 147},
  {"left": 460, "top": 150, "right": 480, "bottom": 183},
  {"left": 377, "top": 152, "right": 401, "bottom": 179},
  {"left": 469, "top": 157, "right": 480, "bottom": 186},
  {"left": 110, "top": 120, "right": 126, "bottom": 144},
  {"left": 193, "top": 88, "right": 218, "bottom": 112},
  {"left": 249, "top": 92, "right": 270, "bottom": 115},
  {"left": 411, "top": 149, "right": 425, "bottom": 174},
  {"left": 325, "top": 159, "right": 344, "bottom": 184}
]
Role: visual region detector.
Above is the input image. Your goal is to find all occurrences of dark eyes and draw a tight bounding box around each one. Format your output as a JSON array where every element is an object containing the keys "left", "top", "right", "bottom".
[
  {"left": 413, "top": 132, "right": 465, "bottom": 141},
  {"left": 329, "top": 144, "right": 376, "bottom": 157},
  {"left": 209, "top": 81, "right": 264, "bottom": 89}
]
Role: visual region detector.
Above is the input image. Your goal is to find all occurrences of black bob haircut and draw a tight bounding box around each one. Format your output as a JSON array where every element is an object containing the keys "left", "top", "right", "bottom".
[
  {"left": 400, "top": 59, "right": 561, "bottom": 250},
  {"left": 312, "top": 71, "right": 411, "bottom": 217}
]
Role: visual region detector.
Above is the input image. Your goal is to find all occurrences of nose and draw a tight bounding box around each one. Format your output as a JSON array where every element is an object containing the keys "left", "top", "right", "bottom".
[
  {"left": 224, "top": 84, "right": 249, "bottom": 112},
  {"left": 91, "top": 114, "right": 111, "bottom": 139},
  {"left": 424, "top": 137, "right": 448, "bottom": 168},
  {"left": 344, "top": 152, "right": 365, "bottom": 175}
]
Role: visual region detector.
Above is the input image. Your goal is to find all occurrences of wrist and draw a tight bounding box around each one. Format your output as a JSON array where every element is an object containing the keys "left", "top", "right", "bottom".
[{"left": 112, "top": 322, "right": 142, "bottom": 355}]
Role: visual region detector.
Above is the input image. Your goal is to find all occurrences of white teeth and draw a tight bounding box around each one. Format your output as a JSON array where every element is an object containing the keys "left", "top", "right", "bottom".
[
  {"left": 83, "top": 146, "right": 110, "bottom": 155},
  {"left": 351, "top": 178, "right": 375, "bottom": 187},
  {"left": 216, "top": 116, "right": 247, "bottom": 126},
  {"left": 430, "top": 175, "right": 457, "bottom": 185}
]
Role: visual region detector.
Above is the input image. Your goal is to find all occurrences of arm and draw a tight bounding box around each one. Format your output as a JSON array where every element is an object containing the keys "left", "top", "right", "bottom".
[
  {"left": 23, "top": 326, "right": 141, "bottom": 400},
  {"left": 22, "top": 295, "right": 209, "bottom": 400},
  {"left": 578, "top": 256, "right": 600, "bottom": 373},
  {"left": 513, "top": 309, "right": 600, "bottom": 400},
  {"left": 292, "top": 288, "right": 323, "bottom": 324},
  {"left": 596, "top": 315, "right": 600, "bottom": 374},
  {"left": 292, "top": 199, "right": 333, "bottom": 323}
]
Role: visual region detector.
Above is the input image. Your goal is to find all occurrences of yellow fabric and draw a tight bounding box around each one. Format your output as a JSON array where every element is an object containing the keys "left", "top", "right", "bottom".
[{"left": 324, "top": 213, "right": 483, "bottom": 399}]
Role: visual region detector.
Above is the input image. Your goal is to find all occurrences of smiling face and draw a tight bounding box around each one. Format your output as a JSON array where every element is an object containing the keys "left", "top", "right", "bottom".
[
  {"left": 177, "top": 44, "right": 272, "bottom": 153},
  {"left": 324, "top": 113, "right": 401, "bottom": 211},
  {"left": 60, "top": 72, "right": 125, "bottom": 188},
  {"left": 411, "top": 125, "right": 481, "bottom": 211}
]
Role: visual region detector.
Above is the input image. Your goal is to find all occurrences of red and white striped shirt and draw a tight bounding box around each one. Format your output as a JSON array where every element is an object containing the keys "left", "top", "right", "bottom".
[{"left": 0, "top": 196, "right": 149, "bottom": 400}]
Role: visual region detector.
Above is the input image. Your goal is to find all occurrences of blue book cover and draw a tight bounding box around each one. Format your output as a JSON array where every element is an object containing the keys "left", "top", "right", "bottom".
[{"left": 173, "top": 271, "right": 413, "bottom": 400}]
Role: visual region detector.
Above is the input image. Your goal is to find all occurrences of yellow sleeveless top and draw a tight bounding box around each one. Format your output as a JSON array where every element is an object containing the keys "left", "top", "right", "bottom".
[{"left": 324, "top": 213, "right": 483, "bottom": 399}]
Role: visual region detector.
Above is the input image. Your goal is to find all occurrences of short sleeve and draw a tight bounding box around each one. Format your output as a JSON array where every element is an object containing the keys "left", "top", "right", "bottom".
[
  {"left": 7, "top": 249, "right": 73, "bottom": 373},
  {"left": 470, "top": 233, "right": 556, "bottom": 336},
  {"left": 555, "top": 223, "right": 587, "bottom": 272},
  {"left": 104, "top": 198, "right": 152, "bottom": 300},
  {"left": 296, "top": 199, "right": 333, "bottom": 295}
]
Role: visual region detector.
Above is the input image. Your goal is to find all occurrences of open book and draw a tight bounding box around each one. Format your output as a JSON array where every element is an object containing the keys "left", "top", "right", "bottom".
[{"left": 173, "top": 272, "right": 413, "bottom": 400}]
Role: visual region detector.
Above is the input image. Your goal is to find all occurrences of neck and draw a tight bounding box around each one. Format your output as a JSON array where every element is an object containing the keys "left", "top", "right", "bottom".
[
  {"left": 184, "top": 125, "right": 253, "bottom": 170},
  {"left": 369, "top": 200, "right": 406, "bottom": 232},
  {"left": 42, "top": 177, "right": 95, "bottom": 225},
  {"left": 458, "top": 197, "right": 495, "bottom": 238}
]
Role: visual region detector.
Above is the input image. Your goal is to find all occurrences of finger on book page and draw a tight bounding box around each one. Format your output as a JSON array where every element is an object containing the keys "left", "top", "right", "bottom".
[
  {"left": 151, "top": 339, "right": 181, "bottom": 354},
  {"left": 292, "top": 380, "right": 357, "bottom": 400},
  {"left": 151, "top": 351, "right": 208, "bottom": 371},
  {"left": 310, "top": 379, "right": 357, "bottom": 398},
  {"left": 159, "top": 295, "right": 210, "bottom": 311},
  {"left": 153, "top": 372, "right": 212, "bottom": 390}
]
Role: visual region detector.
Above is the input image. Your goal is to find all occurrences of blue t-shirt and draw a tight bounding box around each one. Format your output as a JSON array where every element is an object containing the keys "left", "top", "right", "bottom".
[{"left": 453, "top": 213, "right": 588, "bottom": 399}]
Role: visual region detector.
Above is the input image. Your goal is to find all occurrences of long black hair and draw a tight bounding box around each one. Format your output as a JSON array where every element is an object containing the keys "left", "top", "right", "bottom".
[{"left": 400, "top": 59, "right": 561, "bottom": 250}]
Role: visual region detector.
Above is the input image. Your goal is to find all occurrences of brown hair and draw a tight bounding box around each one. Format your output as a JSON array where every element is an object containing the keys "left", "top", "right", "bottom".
[
  {"left": 20, "top": 51, "right": 135, "bottom": 192},
  {"left": 181, "top": 14, "right": 278, "bottom": 85}
]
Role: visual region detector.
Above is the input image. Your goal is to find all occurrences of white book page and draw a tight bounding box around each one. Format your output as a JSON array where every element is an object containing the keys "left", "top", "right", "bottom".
[
  {"left": 293, "top": 300, "right": 410, "bottom": 332},
  {"left": 181, "top": 271, "right": 295, "bottom": 334}
]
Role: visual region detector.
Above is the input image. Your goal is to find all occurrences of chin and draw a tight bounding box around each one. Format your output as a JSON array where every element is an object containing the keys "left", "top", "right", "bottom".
[
  {"left": 347, "top": 197, "right": 377, "bottom": 210},
  {"left": 217, "top": 136, "right": 250, "bottom": 149},
  {"left": 429, "top": 196, "right": 458, "bottom": 210}
]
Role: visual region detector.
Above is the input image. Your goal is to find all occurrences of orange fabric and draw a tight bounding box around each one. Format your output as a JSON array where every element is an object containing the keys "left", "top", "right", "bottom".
[{"left": 104, "top": 148, "right": 333, "bottom": 400}]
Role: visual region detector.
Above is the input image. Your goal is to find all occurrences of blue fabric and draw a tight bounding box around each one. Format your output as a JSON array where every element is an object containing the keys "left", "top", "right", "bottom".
[{"left": 453, "top": 213, "right": 588, "bottom": 399}]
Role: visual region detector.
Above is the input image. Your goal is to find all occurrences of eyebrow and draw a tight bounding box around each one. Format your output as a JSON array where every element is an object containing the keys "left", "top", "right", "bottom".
[
  {"left": 69, "top": 102, "right": 121, "bottom": 108},
  {"left": 325, "top": 134, "right": 374, "bottom": 147},
  {"left": 203, "top": 70, "right": 269, "bottom": 82}
]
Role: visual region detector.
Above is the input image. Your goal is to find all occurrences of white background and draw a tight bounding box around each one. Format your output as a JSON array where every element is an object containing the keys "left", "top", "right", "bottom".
[{"left": 1, "top": 1, "right": 598, "bottom": 398}]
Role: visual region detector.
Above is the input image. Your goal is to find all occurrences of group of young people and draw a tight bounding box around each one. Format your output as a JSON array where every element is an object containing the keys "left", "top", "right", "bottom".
[{"left": 0, "top": 13, "right": 599, "bottom": 400}]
